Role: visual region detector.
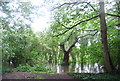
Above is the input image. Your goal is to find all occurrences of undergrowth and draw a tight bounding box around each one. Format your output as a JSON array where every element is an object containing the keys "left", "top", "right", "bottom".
[
  {"left": 68, "top": 72, "right": 120, "bottom": 81},
  {"left": 16, "top": 64, "right": 54, "bottom": 73}
]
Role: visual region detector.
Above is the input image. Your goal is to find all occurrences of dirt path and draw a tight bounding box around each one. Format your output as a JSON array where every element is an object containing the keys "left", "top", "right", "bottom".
[{"left": 2, "top": 72, "right": 73, "bottom": 79}]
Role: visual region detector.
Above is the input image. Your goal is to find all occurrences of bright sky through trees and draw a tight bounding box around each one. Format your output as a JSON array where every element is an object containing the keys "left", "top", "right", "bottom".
[{"left": 30, "top": 0, "right": 51, "bottom": 32}]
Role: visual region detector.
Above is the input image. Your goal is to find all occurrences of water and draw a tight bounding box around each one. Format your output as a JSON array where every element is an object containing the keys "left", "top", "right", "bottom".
[{"left": 46, "top": 63, "right": 104, "bottom": 73}]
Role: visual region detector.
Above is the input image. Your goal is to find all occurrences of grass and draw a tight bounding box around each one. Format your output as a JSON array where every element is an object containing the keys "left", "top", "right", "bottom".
[{"left": 68, "top": 72, "right": 120, "bottom": 81}]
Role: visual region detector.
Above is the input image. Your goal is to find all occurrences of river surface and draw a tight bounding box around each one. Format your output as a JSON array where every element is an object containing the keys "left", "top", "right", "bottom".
[{"left": 46, "top": 63, "right": 104, "bottom": 73}]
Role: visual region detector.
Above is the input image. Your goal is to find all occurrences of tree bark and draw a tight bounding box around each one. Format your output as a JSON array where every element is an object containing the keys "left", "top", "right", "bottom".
[
  {"left": 60, "top": 41, "right": 76, "bottom": 65},
  {"left": 63, "top": 51, "right": 70, "bottom": 65},
  {"left": 117, "top": 1, "right": 120, "bottom": 69},
  {"left": 99, "top": 1, "right": 114, "bottom": 72}
]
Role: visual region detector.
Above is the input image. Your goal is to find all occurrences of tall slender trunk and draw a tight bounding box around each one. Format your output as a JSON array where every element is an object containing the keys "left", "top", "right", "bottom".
[
  {"left": 117, "top": 1, "right": 120, "bottom": 69},
  {"left": 81, "top": 56, "right": 84, "bottom": 70},
  {"left": 99, "top": 1, "right": 114, "bottom": 72}
]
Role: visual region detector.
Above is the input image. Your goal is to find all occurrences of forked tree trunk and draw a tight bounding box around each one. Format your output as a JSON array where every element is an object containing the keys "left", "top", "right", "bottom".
[
  {"left": 60, "top": 41, "right": 76, "bottom": 65},
  {"left": 99, "top": 1, "right": 114, "bottom": 72}
]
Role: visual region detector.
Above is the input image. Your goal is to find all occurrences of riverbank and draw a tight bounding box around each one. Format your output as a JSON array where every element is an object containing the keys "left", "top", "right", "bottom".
[
  {"left": 2, "top": 72, "right": 73, "bottom": 79},
  {"left": 2, "top": 71, "right": 120, "bottom": 80},
  {"left": 68, "top": 72, "right": 120, "bottom": 80}
]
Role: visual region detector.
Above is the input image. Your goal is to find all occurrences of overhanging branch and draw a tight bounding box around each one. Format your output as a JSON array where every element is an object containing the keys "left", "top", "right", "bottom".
[
  {"left": 52, "top": 1, "right": 97, "bottom": 12},
  {"left": 52, "top": 2, "right": 78, "bottom": 10},
  {"left": 64, "top": 15, "right": 99, "bottom": 29},
  {"left": 53, "top": 15, "right": 99, "bottom": 37},
  {"left": 107, "top": 13, "right": 120, "bottom": 18},
  {"left": 53, "top": 29, "right": 70, "bottom": 37}
]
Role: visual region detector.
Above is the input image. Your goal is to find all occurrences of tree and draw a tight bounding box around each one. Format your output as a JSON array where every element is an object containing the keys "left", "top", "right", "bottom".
[
  {"left": 59, "top": 38, "right": 77, "bottom": 65},
  {"left": 51, "top": 0, "right": 120, "bottom": 72},
  {"left": 99, "top": 0, "right": 114, "bottom": 72},
  {"left": 1, "top": 2, "right": 35, "bottom": 67}
]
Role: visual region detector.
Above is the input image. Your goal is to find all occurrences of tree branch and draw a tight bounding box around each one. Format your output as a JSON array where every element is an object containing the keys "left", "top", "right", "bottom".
[
  {"left": 53, "top": 15, "right": 99, "bottom": 37},
  {"left": 77, "top": 30, "right": 98, "bottom": 39},
  {"left": 67, "top": 30, "right": 98, "bottom": 52},
  {"left": 59, "top": 43, "right": 66, "bottom": 52},
  {"left": 52, "top": 2, "right": 78, "bottom": 10},
  {"left": 107, "top": 13, "right": 120, "bottom": 18},
  {"left": 52, "top": 2, "right": 97, "bottom": 12},
  {"left": 67, "top": 40, "right": 77, "bottom": 52},
  {"left": 64, "top": 15, "right": 99, "bottom": 29},
  {"left": 53, "top": 29, "right": 70, "bottom": 37},
  {"left": 86, "top": 2, "right": 97, "bottom": 12}
]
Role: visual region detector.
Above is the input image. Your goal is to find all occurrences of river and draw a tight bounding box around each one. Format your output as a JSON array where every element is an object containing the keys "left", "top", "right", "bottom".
[{"left": 46, "top": 63, "right": 105, "bottom": 73}]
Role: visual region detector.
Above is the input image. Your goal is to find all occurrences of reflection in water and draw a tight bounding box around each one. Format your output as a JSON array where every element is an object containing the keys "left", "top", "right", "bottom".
[{"left": 46, "top": 63, "right": 104, "bottom": 73}]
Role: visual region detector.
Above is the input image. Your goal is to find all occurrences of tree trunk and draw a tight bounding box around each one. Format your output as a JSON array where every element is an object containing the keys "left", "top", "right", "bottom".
[
  {"left": 60, "top": 41, "right": 76, "bottom": 65},
  {"left": 99, "top": 1, "right": 114, "bottom": 72},
  {"left": 81, "top": 55, "right": 84, "bottom": 70},
  {"left": 117, "top": 1, "right": 120, "bottom": 69},
  {"left": 63, "top": 51, "right": 69, "bottom": 65}
]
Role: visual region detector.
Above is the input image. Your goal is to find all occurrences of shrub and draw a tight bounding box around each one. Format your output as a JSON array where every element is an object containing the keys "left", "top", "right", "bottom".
[
  {"left": 16, "top": 64, "right": 32, "bottom": 72},
  {"left": 16, "top": 64, "right": 53, "bottom": 73},
  {"left": 2, "top": 65, "right": 13, "bottom": 74}
]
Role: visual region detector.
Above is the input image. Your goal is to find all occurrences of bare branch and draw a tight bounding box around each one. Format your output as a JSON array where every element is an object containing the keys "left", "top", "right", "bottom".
[{"left": 107, "top": 13, "right": 120, "bottom": 18}]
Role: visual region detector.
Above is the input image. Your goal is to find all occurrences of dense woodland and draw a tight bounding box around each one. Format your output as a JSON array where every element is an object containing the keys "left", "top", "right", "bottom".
[{"left": 1, "top": 0, "right": 120, "bottom": 75}]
